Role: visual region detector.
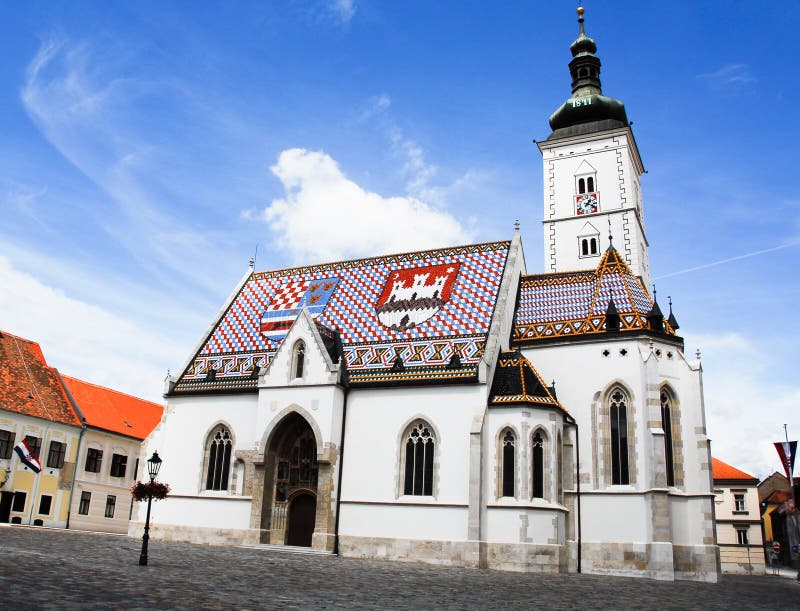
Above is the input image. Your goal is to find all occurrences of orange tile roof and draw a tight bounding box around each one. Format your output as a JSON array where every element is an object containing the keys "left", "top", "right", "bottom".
[
  {"left": 712, "top": 457, "right": 756, "bottom": 481},
  {"left": 61, "top": 376, "right": 163, "bottom": 440},
  {"left": 0, "top": 331, "right": 81, "bottom": 427}
]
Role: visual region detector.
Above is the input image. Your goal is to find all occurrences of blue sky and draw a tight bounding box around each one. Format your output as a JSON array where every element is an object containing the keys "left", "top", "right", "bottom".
[{"left": 1, "top": 1, "right": 797, "bottom": 478}]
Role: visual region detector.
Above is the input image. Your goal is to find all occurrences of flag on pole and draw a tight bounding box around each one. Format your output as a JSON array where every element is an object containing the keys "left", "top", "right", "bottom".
[
  {"left": 774, "top": 440, "right": 797, "bottom": 482},
  {"left": 14, "top": 439, "right": 42, "bottom": 473}
]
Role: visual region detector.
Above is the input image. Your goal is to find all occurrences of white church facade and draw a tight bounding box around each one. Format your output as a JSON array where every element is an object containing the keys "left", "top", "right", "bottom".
[{"left": 133, "top": 9, "right": 720, "bottom": 581}]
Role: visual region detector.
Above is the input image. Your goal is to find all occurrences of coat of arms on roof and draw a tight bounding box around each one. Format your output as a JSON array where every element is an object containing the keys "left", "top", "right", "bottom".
[
  {"left": 260, "top": 277, "right": 339, "bottom": 343},
  {"left": 375, "top": 263, "right": 460, "bottom": 332}
]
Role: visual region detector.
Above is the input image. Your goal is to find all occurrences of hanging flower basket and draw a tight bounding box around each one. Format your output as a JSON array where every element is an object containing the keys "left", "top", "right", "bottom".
[{"left": 130, "top": 480, "right": 171, "bottom": 502}]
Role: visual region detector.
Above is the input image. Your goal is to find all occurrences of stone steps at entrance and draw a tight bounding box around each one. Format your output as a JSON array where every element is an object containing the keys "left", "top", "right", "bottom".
[{"left": 241, "top": 543, "right": 334, "bottom": 557}]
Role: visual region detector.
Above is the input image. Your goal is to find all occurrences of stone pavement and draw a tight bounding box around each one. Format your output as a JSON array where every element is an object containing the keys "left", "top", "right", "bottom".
[{"left": 1, "top": 525, "right": 797, "bottom": 609}]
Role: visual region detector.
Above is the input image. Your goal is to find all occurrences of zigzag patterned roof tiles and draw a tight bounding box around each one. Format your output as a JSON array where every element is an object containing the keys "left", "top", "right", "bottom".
[
  {"left": 174, "top": 241, "right": 510, "bottom": 392},
  {"left": 513, "top": 246, "right": 676, "bottom": 343},
  {"left": 489, "top": 350, "right": 563, "bottom": 409}
]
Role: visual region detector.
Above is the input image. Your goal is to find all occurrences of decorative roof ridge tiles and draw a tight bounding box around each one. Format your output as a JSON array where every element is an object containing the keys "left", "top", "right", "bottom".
[
  {"left": 171, "top": 266, "right": 255, "bottom": 391},
  {"left": 512, "top": 246, "right": 679, "bottom": 343},
  {"left": 489, "top": 350, "right": 565, "bottom": 410},
  {"left": 252, "top": 240, "right": 511, "bottom": 279},
  {"left": 520, "top": 269, "right": 597, "bottom": 283},
  {"left": 587, "top": 246, "right": 644, "bottom": 319}
]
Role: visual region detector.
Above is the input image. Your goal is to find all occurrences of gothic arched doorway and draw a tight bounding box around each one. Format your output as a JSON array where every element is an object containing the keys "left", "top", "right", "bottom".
[
  {"left": 260, "top": 412, "right": 319, "bottom": 547},
  {"left": 287, "top": 493, "right": 316, "bottom": 547}
]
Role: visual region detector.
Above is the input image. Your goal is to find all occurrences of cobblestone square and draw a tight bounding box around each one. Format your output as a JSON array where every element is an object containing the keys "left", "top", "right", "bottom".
[{"left": 1, "top": 525, "right": 797, "bottom": 609}]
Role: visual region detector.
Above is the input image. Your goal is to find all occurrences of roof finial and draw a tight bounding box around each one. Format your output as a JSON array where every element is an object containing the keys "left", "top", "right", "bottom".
[
  {"left": 577, "top": 4, "right": 585, "bottom": 36},
  {"left": 652, "top": 284, "right": 657, "bottom": 301},
  {"left": 514, "top": 219, "right": 520, "bottom": 233},
  {"left": 607, "top": 217, "right": 613, "bottom": 246}
]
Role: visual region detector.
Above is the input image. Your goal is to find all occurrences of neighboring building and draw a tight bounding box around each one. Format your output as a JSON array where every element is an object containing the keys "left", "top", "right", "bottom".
[
  {"left": 0, "top": 330, "right": 163, "bottom": 533},
  {"left": 0, "top": 331, "right": 82, "bottom": 526},
  {"left": 759, "top": 471, "right": 799, "bottom": 566},
  {"left": 134, "top": 8, "right": 719, "bottom": 581},
  {"left": 712, "top": 457, "right": 764, "bottom": 574},
  {"left": 61, "top": 376, "right": 163, "bottom": 534}
]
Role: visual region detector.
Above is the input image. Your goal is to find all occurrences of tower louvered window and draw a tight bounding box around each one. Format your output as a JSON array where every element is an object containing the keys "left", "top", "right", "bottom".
[
  {"left": 403, "top": 421, "right": 435, "bottom": 496},
  {"left": 206, "top": 427, "right": 233, "bottom": 491}
]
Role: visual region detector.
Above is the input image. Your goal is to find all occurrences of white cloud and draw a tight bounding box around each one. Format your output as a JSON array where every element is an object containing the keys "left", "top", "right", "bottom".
[
  {"left": 358, "top": 94, "right": 392, "bottom": 122},
  {"left": 0, "top": 256, "right": 182, "bottom": 404},
  {"left": 388, "top": 126, "right": 438, "bottom": 197},
  {"left": 329, "top": 0, "right": 356, "bottom": 24},
  {"left": 685, "top": 330, "right": 799, "bottom": 480},
  {"left": 263, "top": 148, "right": 472, "bottom": 262},
  {"left": 696, "top": 64, "right": 757, "bottom": 89}
]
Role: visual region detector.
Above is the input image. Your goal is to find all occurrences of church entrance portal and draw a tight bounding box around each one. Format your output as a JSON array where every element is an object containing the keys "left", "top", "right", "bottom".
[
  {"left": 287, "top": 493, "right": 316, "bottom": 547},
  {"left": 261, "top": 413, "right": 319, "bottom": 547}
]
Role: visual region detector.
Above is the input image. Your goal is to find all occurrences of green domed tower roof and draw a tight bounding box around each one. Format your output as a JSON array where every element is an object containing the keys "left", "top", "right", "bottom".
[{"left": 548, "top": 6, "right": 629, "bottom": 140}]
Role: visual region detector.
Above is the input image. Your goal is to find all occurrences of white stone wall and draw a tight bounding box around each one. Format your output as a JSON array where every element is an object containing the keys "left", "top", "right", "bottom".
[{"left": 339, "top": 384, "right": 484, "bottom": 540}]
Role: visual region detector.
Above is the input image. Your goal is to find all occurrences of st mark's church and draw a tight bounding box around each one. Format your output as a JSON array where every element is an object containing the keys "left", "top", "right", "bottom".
[{"left": 134, "top": 8, "right": 720, "bottom": 581}]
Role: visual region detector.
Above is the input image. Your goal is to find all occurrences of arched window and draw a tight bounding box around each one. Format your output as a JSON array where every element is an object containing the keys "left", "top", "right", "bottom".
[
  {"left": 403, "top": 421, "right": 435, "bottom": 496},
  {"left": 532, "top": 430, "right": 545, "bottom": 499},
  {"left": 578, "top": 178, "right": 586, "bottom": 194},
  {"left": 609, "top": 389, "right": 630, "bottom": 485},
  {"left": 501, "top": 429, "right": 516, "bottom": 497},
  {"left": 292, "top": 340, "right": 305, "bottom": 379},
  {"left": 661, "top": 389, "right": 676, "bottom": 487},
  {"left": 590, "top": 237, "right": 598, "bottom": 254},
  {"left": 205, "top": 426, "right": 233, "bottom": 491},
  {"left": 581, "top": 239, "right": 589, "bottom": 256},
  {"left": 587, "top": 176, "right": 595, "bottom": 192}
]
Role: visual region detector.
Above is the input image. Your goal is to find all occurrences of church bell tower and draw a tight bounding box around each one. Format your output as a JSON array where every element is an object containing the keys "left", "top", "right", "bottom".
[{"left": 537, "top": 6, "right": 650, "bottom": 289}]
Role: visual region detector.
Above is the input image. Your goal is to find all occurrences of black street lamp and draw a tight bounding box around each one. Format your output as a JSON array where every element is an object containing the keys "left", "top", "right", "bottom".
[{"left": 138, "top": 451, "right": 163, "bottom": 566}]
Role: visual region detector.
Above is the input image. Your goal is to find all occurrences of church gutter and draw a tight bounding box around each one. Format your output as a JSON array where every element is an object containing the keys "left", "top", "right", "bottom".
[
  {"left": 333, "top": 382, "right": 349, "bottom": 556},
  {"left": 57, "top": 369, "right": 87, "bottom": 530},
  {"left": 565, "top": 413, "right": 582, "bottom": 573}
]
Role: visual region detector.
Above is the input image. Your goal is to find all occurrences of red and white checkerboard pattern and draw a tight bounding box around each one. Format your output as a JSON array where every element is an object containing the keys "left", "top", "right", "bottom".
[{"left": 183, "top": 242, "right": 509, "bottom": 381}]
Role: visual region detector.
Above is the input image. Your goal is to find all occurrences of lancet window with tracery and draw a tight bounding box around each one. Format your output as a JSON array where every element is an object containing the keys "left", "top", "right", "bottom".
[{"left": 403, "top": 421, "right": 435, "bottom": 496}]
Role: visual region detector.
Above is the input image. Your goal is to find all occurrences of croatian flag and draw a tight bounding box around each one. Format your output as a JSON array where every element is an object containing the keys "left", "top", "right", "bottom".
[
  {"left": 260, "top": 277, "right": 339, "bottom": 343},
  {"left": 775, "top": 441, "right": 797, "bottom": 482},
  {"left": 14, "top": 439, "right": 42, "bottom": 473}
]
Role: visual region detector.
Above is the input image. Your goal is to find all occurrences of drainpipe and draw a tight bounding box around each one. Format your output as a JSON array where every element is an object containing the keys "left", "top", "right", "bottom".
[
  {"left": 332, "top": 383, "right": 349, "bottom": 556},
  {"left": 566, "top": 414, "right": 582, "bottom": 573},
  {"left": 57, "top": 370, "right": 86, "bottom": 530}
]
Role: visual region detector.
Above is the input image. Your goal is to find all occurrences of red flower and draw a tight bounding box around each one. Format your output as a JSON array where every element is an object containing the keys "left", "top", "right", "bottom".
[{"left": 130, "top": 480, "right": 171, "bottom": 502}]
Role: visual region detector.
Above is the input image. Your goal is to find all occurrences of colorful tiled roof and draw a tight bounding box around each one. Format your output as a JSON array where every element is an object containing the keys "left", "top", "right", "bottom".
[
  {"left": 61, "top": 376, "right": 163, "bottom": 441},
  {"left": 712, "top": 457, "right": 757, "bottom": 482},
  {"left": 489, "top": 351, "right": 563, "bottom": 409},
  {"left": 174, "top": 241, "right": 510, "bottom": 392},
  {"left": 0, "top": 331, "right": 81, "bottom": 427},
  {"left": 512, "top": 246, "right": 676, "bottom": 343}
]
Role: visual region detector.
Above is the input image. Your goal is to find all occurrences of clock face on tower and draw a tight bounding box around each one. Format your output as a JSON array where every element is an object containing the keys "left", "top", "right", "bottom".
[{"left": 575, "top": 192, "right": 599, "bottom": 215}]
